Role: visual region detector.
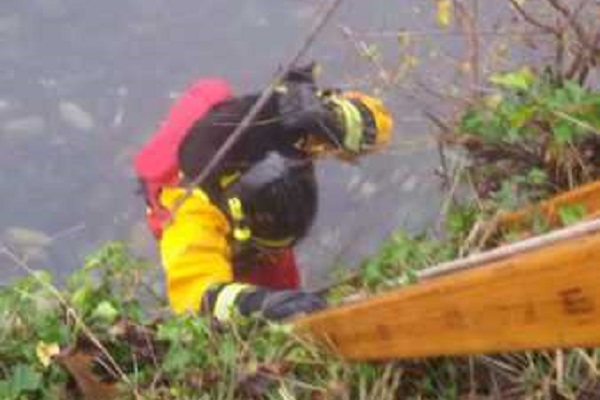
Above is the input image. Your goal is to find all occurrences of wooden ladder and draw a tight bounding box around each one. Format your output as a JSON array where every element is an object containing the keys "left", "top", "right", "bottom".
[{"left": 295, "top": 182, "right": 600, "bottom": 360}]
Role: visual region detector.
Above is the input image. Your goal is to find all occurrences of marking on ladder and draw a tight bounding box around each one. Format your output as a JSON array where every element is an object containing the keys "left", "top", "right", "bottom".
[{"left": 559, "top": 287, "right": 594, "bottom": 315}]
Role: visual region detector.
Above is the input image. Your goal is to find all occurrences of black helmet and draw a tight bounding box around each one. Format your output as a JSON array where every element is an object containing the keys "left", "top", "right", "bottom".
[{"left": 226, "top": 152, "right": 317, "bottom": 249}]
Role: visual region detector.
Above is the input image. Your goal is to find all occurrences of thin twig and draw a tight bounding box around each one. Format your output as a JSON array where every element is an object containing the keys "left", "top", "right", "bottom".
[
  {"left": 509, "top": 0, "right": 561, "bottom": 36},
  {"left": 555, "top": 349, "right": 565, "bottom": 396},
  {"left": 454, "top": 0, "right": 481, "bottom": 99},
  {"left": 357, "top": 28, "right": 549, "bottom": 38},
  {"left": 339, "top": 24, "right": 392, "bottom": 86},
  {"left": 458, "top": 217, "right": 486, "bottom": 257},
  {"left": 435, "top": 158, "right": 467, "bottom": 235},
  {"left": 474, "top": 212, "right": 502, "bottom": 251},
  {"left": 423, "top": 109, "right": 454, "bottom": 189},
  {"left": 550, "top": 108, "right": 600, "bottom": 136},
  {"left": 49, "top": 223, "right": 86, "bottom": 242},
  {"left": 546, "top": 0, "right": 592, "bottom": 48}
]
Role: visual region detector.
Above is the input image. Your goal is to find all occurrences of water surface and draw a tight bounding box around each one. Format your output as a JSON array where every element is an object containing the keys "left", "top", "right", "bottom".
[{"left": 2, "top": 0, "right": 510, "bottom": 287}]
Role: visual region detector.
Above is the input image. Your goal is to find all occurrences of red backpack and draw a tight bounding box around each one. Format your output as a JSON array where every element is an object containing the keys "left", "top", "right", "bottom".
[{"left": 134, "top": 79, "right": 232, "bottom": 238}]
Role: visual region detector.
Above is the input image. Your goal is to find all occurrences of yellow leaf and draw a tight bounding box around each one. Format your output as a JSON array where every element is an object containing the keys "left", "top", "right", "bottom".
[
  {"left": 36, "top": 341, "right": 60, "bottom": 368},
  {"left": 489, "top": 67, "right": 535, "bottom": 90},
  {"left": 397, "top": 31, "right": 411, "bottom": 48},
  {"left": 436, "top": 0, "right": 452, "bottom": 27},
  {"left": 484, "top": 94, "right": 504, "bottom": 110}
]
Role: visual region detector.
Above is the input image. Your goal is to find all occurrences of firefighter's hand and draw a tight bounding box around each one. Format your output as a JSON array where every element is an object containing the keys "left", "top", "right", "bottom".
[
  {"left": 205, "top": 284, "right": 326, "bottom": 322},
  {"left": 277, "top": 81, "right": 338, "bottom": 140},
  {"left": 259, "top": 289, "right": 326, "bottom": 321},
  {"left": 238, "top": 287, "right": 326, "bottom": 321}
]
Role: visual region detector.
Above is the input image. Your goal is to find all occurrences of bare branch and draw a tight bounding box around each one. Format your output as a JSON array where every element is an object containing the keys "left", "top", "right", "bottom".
[
  {"left": 546, "top": 0, "right": 592, "bottom": 48},
  {"left": 508, "top": 0, "right": 561, "bottom": 36},
  {"left": 454, "top": 0, "right": 481, "bottom": 99}
]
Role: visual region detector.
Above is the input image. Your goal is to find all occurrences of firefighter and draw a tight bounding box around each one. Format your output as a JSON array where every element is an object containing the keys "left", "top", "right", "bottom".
[{"left": 135, "top": 64, "right": 393, "bottom": 322}]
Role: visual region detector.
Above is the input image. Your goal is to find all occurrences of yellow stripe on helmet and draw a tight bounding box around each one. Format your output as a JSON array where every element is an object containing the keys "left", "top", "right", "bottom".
[
  {"left": 343, "top": 92, "right": 393, "bottom": 149},
  {"left": 329, "top": 95, "right": 364, "bottom": 152}
]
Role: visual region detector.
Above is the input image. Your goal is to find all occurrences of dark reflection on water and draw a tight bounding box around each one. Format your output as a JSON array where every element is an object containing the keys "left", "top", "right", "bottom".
[{"left": 1, "top": 0, "right": 492, "bottom": 287}]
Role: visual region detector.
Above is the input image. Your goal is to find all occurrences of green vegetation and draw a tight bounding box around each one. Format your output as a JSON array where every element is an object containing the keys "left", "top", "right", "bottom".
[
  {"left": 3, "top": 159, "right": 600, "bottom": 400},
  {"left": 0, "top": 241, "right": 466, "bottom": 399},
  {"left": 457, "top": 69, "right": 600, "bottom": 210}
]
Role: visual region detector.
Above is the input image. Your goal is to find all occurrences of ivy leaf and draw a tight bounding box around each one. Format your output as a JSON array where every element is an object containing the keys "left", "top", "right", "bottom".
[
  {"left": 461, "top": 108, "right": 485, "bottom": 134},
  {"left": 91, "top": 300, "right": 119, "bottom": 324},
  {"left": 489, "top": 68, "right": 535, "bottom": 91},
  {"left": 5, "top": 364, "right": 42, "bottom": 398},
  {"left": 562, "top": 80, "right": 586, "bottom": 103},
  {"left": 508, "top": 105, "right": 536, "bottom": 129},
  {"left": 362, "top": 260, "right": 385, "bottom": 287},
  {"left": 484, "top": 93, "right": 503, "bottom": 110},
  {"left": 552, "top": 121, "right": 576, "bottom": 144},
  {"left": 526, "top": 168, "right": 548, "bottom": 185},
  {"left": 162, "top": 347, "right": 193, "bottom": 376},
  {"left": 558, "top": 204, "right": 586, "bottom": 226},
  {"left": 0, "top": 381, "right": 13, "bottom": 400},
  {"left": 71, "top": 286, "right": 92, "bottom": 311}
]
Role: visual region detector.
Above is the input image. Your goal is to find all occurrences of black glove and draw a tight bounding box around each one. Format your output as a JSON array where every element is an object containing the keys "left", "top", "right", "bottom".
[
  {"left": 277, "top": 64, "right": 344, "bottom": 148},
  {"left": 277, "top": 83, "right": 338, "bottom": 136},
  {"left": 204, "top": 284, "right": 326, "bottom": 322},
  {"left": 238, "top": 287, "right": 326, "bottom": 321}
]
